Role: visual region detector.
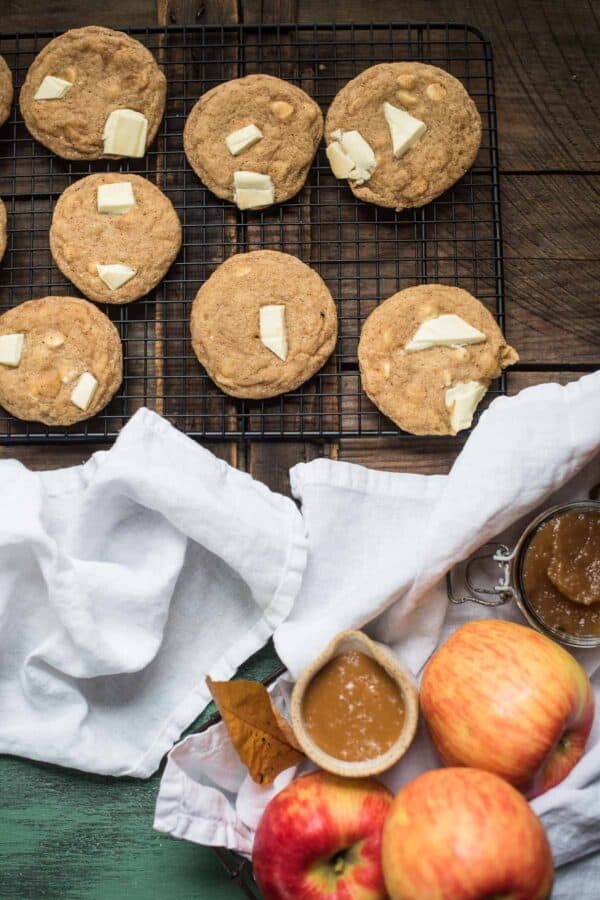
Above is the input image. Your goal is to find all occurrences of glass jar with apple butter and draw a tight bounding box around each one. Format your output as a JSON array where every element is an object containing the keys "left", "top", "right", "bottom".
[{"left": 448, "top": 500, "right": 600, "bottom": 648}]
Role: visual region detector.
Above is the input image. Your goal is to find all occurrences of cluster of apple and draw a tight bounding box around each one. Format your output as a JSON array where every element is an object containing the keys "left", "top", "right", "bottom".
[{"left": 252, "top": 619, "right": 595, "bottom": 900}]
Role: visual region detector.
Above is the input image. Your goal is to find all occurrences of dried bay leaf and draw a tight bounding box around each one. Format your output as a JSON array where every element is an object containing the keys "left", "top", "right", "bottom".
[{"left": 206, "top": 676, "right": 304, "bottom": 785}]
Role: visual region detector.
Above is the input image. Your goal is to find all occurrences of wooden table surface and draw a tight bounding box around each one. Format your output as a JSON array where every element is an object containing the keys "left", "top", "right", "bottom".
[{"left": 1, "top": 0, "right": 598, "bottom": 897}]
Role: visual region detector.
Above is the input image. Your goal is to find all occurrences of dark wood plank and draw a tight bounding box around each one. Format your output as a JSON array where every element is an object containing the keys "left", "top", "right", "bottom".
[
  {"left": 243, "top": 0, "right": 297, "bottom": 23},
  {"left": 295, "top": 0, "right": 600, "bottom": 173},
  {"left": 248, "top": 440, "right": 335, "bottom": 493},
  {"left": 502, "top": 173, "right": 599, "bottom": 261},
  {"left": 3, "top": 0, "right": 158, "bottom": 29},
  {"left": 498, "top": 174, "right": 599, "bottom": 365},
  {"left": 158, "top": 0, "right": 239, "bottom": 24}
]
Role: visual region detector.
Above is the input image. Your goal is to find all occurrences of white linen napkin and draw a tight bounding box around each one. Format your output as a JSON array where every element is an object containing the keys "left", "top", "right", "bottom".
[
  {"left": 154, "top": 371, "right": 600, "bottom": 892},
  {"left": 0, "top": 408, "right": 307, "bottom": 776}
]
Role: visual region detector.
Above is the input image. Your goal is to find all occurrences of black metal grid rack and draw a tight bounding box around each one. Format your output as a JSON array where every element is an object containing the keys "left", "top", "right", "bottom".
[{"left": 0, "top": 23, "right": 506, "bottom": 442}]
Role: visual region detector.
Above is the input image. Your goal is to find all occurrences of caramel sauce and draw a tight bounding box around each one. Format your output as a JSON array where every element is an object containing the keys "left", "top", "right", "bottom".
[
  {"left": 301, "top": 650, "right": 405, "bottom": 761},
  {"left": 522, "top": 508, "right": 600, "bottom": 637}
]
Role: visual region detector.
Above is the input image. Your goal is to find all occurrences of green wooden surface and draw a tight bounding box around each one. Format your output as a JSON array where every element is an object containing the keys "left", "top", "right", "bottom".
[{"left": 1, "top": 643, "right": 279, "bottom": 900}]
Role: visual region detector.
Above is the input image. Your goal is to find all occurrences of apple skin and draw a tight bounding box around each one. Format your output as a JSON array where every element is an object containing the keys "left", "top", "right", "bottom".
[
  {"left": 382, "top": 767, "right": 554, "bottom": 900},
  {"left": 252, "top": 771, "right": 392, "bottom": 900},
  {"left": 420, "top": 619, "right": 594, "bottom": 798}
]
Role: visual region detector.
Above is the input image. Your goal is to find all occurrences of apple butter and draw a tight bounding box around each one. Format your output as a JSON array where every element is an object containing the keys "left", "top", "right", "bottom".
[
  {"left": 522, "top": 508, "right": 600, "bottom": 637},
  {"left": 301, "top": 650, "right": 405, "bottom": 761}
]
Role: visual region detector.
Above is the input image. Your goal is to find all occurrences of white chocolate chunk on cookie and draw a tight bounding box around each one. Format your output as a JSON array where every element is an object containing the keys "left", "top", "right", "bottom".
[
  {"left": 260, "top": 304, "right": 288, "bottom": 360},
  {"left": 383, "top": 101, "right": 427, "bottom": 159},
  {"left": 0, "top": 333, "right": 25, "bottom": 367},
  {"left": 445, "top": 380, "right": 487, "bottom": 433},
  {"left": 233, "top": 171, "right": 274, "bottom": 209},
  {"left": 103, "top": 108, "right": 148, "bottom": 157},
  {"left": 34, "top": 75, "right": 73, "bottom": 100},
  {"left": 96, "top": 263, "right": 136, "bottom": 291},
  {"left": 330, "top": 129, "right": 377, "bottom": 184},
  {"left": 70, "top": 371, "right": 98, "bottom": 411},
  {"left": 405, "top": 314, "right": 486, "bottom": 352},
  {"left": 226, "top": 124, "right": 263, "bottom": 156},
  {"left": 97, "top": 182, "right": 136, "bottom": 214},
  {"left": 326, "top": 142, "right": 355, "bottom": 179}
]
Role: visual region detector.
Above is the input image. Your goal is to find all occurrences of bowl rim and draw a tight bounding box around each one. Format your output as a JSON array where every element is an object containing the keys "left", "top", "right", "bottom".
[{"left": 290, "top": 629, "right": 419, "bottom": 777}]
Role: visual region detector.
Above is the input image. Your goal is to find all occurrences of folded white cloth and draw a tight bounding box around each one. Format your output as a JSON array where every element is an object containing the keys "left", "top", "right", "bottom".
[
  {"left": 277, "top": 371, "right": 600, "bottom": 678},
  {"left": 155, "top": 371, "right": 600, "bottom": 894},
  {"left": 0, "top": 408, "right": 307, "bottom": 776}
]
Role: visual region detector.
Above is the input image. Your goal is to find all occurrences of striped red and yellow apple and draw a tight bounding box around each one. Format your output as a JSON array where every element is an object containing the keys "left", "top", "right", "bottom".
[
  {"left": 420, "top": 619, "right": 594, "bottom": 797},
  {"left": 252, "top": 771, "right": 392, "bottom": 900},
  {"left": 382, "top": 767, "right": 554, "bottom": 900}
]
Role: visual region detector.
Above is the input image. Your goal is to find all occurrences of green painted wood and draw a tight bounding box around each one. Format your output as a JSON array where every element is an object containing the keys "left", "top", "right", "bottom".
[{"left": 0, "top": 642, "right": 279, "bottom": 899}]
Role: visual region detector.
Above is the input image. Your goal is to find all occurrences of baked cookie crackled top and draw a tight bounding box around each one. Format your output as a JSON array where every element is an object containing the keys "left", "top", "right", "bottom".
[
  {"left": 358, "top": 285, "right": 518, "bottom": 436},
  {"left": 191, "top": 250, "right": 337, "bottom": 399},
  {"left": 0, "top": 296, "right": 122, "bottom": 426},
  {"left": 184, "top": 74, "right": 323, "bottom": 210},
  {"left": 19, "top": 26, "right": 166, "bottom": 160},
  {"left": 0, "top": 198, "right": 7, "bottom": 263},
  {"left": 0, "top": 55, "right": 13, "bottom": 128},
  {"left": 325, "top": 62, "right": 482, "bottom": 210},
  {"left": 50, "top": 173, "right": 182, "bottom": 304}
]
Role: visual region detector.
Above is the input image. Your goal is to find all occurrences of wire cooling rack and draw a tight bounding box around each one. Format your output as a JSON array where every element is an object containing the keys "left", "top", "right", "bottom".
[{"left": 0, "top": 23, "right": 505, "bottom": 442}]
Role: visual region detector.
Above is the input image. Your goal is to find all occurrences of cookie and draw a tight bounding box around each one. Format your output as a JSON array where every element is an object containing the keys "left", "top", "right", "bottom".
[
  {"left": 0, "top": 296, "right": 122, "bottom": 425},
  {"left": 19, "top": 26, "right": 166, "bottom": 160},
  {"left": 325, "top": 62, "right": 482, "bottom": 210},
  {"left": 358, "top": 285, "right": 518, "bottom": 435},
  {"left": 191, "top": 250, "right": 337, "bottom": 399},
  {"left": 184, "top": 74, "right": 323, "bottom": 208},
  {"left": 49, "top": 173, "right": 181, "bottom": 305},
  {"left": 0, "top": 198, "right": 6, "bottom": 263},
  {"left": 0, "top": 55, "right": 13, "bottom": 127}
]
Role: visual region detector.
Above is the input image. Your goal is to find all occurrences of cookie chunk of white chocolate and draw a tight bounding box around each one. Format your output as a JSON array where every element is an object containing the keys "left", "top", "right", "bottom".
[
  {"left": 383, "top": 101, "right": 427, "bottom": 159},
  {"left": 96, "top": 263, "right": 136, "bottom": 291},
  {"left": 405, "top": 314, "right": 486, "bottom": 352},
  {"left": 103, "top": 109, "right": 148, "bottom": 157},
  {"left": 233, "top": 171, "right": 275, "bottom": 210},
  {"left": 260, "top": 304, "right": 288, "bottom": 361},
  {"left": 445, "top": 380, "right": 487, "bottom": 433},
  {"left": 34, "top": 75, "right": 73, "bottom": 100},
  {"left": 97, "top": 182, "right": 136, "bottom": 215},
  {"left": 70, "top": 371, "right": 98, "bottom": 411},
  {"left": 328, "top": 129, "right": 376, "bottom": 184},
  {"left": 226, "top": 124, "right": 263, "bottom": 156},
  {"left": 0, "top": 333, "right": 25, "bottom": 367}
]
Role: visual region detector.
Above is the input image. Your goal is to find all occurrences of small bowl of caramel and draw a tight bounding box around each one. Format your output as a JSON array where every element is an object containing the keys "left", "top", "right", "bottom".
[
  {"left": 449, "top": 500, "right": 600, "bottom": 647},
  {"left": 290, "top": 629, "right": 419, "bottom": 777}
]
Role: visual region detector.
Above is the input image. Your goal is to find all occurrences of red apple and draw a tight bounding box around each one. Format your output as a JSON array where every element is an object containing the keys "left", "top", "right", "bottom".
[
  {"left": 252, "top": 771, "right": 392, "bottom": 900},
  {"left": 420, "top": 619, "right": 594, "bottom": 797},
  {"left": 382, "top": 767, "right": 554, "bottom": 900}
]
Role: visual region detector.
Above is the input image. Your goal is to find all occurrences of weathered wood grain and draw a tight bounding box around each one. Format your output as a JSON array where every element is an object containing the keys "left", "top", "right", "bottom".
[
  {"left": 159, "top": 0, "right": 239, "bottom": 24},
  {"left": 499, "top": 174, "right": 599, "bottom": 364},
  {"left": 3, "top": 0, "right": 158, "bottom": 28},
  {"left": 243, "top": 0, "right": 297, "bottom": 23}
]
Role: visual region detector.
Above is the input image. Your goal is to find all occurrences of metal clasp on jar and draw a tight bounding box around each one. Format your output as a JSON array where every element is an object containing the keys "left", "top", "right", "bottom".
[{"left": 447, "top": 544, "right": 518, "bottom": 607}]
